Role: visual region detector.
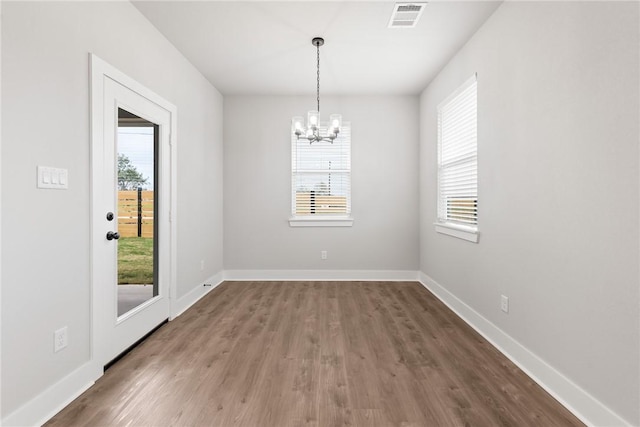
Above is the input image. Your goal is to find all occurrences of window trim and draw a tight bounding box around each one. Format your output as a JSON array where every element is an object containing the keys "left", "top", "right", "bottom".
[
  {"left": 434, "top": 222, "right": 479, "bottom": 243},
  {"left": 435, "top": 74, "right": 479, "bottom": 242},
  {"left": 289, "top": 216, "right": 354, "bottom": 227}
]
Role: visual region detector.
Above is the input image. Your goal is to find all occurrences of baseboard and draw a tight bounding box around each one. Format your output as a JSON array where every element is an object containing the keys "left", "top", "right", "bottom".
[
  {"left": 418, "top": 272, "right": 631, "bottom": 427},
  {"left": 223, "top": 269, "right": 419, "bottom": 282},
  {"left": 170, "top": 271, "right": 224, "bottom": 319},
  {"left": 1, "top": 361, "right": 99, "bottom": 427}
]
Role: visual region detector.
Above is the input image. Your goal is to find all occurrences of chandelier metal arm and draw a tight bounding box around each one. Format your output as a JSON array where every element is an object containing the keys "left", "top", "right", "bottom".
[{"left": 302, "top": 134, "right": 337, "bottom": 143}]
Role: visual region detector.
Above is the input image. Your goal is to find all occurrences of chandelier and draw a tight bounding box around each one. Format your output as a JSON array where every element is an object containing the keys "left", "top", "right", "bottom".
[{"left": 292, "top": 37, "right": 342, "bottom": 144}]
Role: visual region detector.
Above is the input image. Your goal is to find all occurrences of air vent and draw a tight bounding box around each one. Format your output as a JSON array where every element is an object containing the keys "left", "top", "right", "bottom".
[
  {"left": 397, "top": 4, "right": 422, "bottom": 12},
  {"left": 388, "top": 2, "right": 427, "bottom": 28}
]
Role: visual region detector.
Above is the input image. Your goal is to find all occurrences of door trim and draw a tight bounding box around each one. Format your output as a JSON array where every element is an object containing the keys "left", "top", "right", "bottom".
[{"left": 89, "top": 53, "right": 177, "bottom": 372}]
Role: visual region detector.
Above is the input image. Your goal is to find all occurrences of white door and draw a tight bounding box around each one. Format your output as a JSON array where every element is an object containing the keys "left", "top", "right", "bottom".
[{"left": 91, "top": 54, "right": 176, "bottom": 368}]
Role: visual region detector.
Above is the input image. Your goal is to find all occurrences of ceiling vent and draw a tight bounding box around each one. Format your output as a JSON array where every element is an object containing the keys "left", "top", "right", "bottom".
[{"left": 388, "top": 3, "right": 427, "bottom": 28}]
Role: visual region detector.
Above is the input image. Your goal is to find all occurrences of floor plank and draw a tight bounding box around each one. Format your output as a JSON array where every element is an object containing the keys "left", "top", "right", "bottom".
[{"left": 45, "top": 281, "right": 584, "bottom": 427}]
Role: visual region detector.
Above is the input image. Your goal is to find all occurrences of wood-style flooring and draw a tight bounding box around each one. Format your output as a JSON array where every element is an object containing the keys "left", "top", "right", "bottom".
[{"left": 46, "top": 281, "right": 584, "bottom": 426}]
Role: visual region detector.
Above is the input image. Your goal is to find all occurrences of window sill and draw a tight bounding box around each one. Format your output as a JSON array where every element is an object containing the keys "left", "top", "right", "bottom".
[
  {"left": 434, "top": 222, "right": 479, "bottom": 243},
  {"left": 289, "top": 216, "right": 354, "bottom": 227}
]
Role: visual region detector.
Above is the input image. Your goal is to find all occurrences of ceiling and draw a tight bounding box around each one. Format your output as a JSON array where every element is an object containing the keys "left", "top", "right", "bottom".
[{"left": 133, "top": 1, "right": 502, "bottom": 96}]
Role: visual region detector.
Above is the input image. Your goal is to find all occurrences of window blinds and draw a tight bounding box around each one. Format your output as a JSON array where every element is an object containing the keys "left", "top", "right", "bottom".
[
  {"left": 291, "top": 123, "right": 351, "bottom": 216},
  {"left": 437, "top": 75, "right": 478, "bottom": 226}
]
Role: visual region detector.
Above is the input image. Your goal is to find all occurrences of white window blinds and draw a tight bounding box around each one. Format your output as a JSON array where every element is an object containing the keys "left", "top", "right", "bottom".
[
  {"left": 291, "top": 123, "right": 351, "bottom": 216},
  {"left": 437, "top": 75, "right": 478, "bottom": 227}
]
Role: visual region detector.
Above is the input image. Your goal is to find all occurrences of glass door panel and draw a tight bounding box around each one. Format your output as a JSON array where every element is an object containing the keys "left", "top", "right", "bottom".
[{"left": 116, "top": 108, "right": 158, "bottom": 317}]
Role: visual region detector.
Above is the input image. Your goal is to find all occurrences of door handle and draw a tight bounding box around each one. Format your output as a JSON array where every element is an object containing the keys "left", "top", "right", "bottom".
[{"left": 106, "top": 231, "right": 120, "bottom": 241}]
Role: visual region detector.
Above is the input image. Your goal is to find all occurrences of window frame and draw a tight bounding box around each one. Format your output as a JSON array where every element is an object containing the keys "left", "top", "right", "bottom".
[
  {"left": 434, "top": 74, "right": 479, "bottom": 243},
  {"left": 289, "top": 121, "right": 353, "bottom": 227}
]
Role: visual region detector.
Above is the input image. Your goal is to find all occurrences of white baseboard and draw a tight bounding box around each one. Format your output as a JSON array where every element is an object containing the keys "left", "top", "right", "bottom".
[
  {"left": 1, "top": 362, "right": 99, "bottom": 427},
  {"left": 418, "top": 272, "right": 631, "bottom": 427},
  {"left": 170, "top": 271, "right": 224, "bottom": 319},
  {"left": 223, "top": 269, "right": 419, "bottom": 282}
]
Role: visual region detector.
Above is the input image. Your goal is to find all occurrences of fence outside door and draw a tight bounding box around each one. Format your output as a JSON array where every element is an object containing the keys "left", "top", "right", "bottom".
[{"left": 118, "top": 188, "right": 154, "bottom": 237}]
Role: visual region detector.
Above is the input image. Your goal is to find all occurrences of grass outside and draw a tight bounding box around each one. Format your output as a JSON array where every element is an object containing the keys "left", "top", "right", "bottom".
[{"left": 118, "top": 237, "right": 154, "bottom": 284}]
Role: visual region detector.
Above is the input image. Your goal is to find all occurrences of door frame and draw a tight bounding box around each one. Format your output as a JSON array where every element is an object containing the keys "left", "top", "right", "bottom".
[{"left": 89, "top": 53, "right": 177, "bottom": 372}]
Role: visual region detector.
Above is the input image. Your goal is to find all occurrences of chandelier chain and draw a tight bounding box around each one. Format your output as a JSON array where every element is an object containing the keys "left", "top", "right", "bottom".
[{"left": 316, "top": 42, "right": 320, "bottom": 113}]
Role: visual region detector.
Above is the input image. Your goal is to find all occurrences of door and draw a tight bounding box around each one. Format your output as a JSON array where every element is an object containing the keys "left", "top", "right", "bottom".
[{"left": 91, "top": 54, "right": 177, "bottom": 368}]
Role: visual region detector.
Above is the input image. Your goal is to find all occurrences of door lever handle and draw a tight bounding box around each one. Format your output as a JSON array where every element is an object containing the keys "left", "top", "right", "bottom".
[{"left": 106, "top": 231, "right": 120, "bottom": 241}]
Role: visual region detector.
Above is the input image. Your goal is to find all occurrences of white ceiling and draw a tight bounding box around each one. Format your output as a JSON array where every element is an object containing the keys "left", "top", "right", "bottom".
[{"left": 133, "top": 1, "right": 502, "bottom": 95}]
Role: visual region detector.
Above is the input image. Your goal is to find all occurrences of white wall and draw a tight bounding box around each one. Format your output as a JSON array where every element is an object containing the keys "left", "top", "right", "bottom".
[
  {"left": 419, "top": 2, "right": 639, "bottom": 424},
  {"left": 224, "top": 96, "right": 419, "bottom": 272},
  {"left": 1, "top": 1, "right": 223, "bottom": 419}
]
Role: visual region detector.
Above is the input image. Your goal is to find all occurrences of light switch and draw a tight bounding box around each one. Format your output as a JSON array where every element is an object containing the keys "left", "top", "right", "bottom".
[{"left": 38, "top": 166, "right": 68, "bottom": 190}]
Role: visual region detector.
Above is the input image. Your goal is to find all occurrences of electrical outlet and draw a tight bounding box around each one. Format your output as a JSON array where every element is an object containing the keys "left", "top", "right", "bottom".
[
  {"left": 321, "top": 250, "right": 327, "bottom": 260},
  {"left": 54, "top": 327, "right": 68, "bottom": 353},
  {"left": 501, "top": 295, "right": 509, "bottom": 313}
]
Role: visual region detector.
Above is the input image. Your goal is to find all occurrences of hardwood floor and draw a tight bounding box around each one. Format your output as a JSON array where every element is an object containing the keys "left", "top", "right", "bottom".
[{"left": 46, "top": 281, "right": 584, "bottom": 426}]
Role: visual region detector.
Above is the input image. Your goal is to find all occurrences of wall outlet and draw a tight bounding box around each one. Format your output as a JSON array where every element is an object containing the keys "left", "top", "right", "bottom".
[
  {"left": 321, "top": 250, "right": 327, "bottom": 260},
  {"left": 501, "top": 295, "right": 509, "bottom": 313},
  {"left": 54, "top": 327, "right": 68, "bottom": 353},
  {"left": 200, "top": 260, "right": 205, "bottom": 271}
]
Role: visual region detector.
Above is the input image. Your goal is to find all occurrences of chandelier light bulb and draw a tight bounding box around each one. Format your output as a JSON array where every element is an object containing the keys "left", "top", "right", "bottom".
[
  {"left": 292, "top": 117, "right": 304, "bottom": 136},
  {"left": 307, "top": 110, "right": 320, "bottom": 132},
  {"left": 329, "top": 114, "right": 342, "bottom": 134}
]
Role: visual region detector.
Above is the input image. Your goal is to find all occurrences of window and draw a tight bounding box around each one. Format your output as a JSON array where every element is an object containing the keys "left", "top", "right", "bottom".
[
  {"left": 436, "top": 74, "right": 478, "bottom": 242},
  {"left": 290, "top": 122, "right": 352, "bottom": 227}
]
